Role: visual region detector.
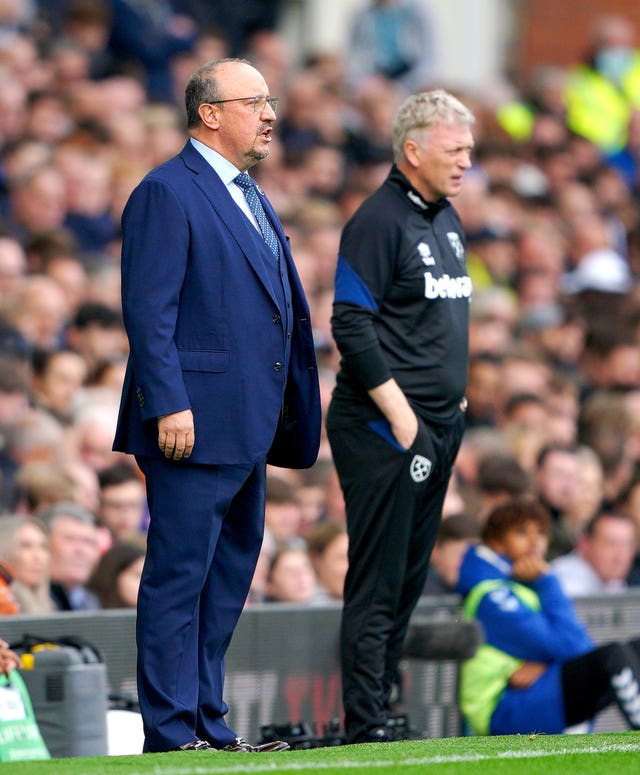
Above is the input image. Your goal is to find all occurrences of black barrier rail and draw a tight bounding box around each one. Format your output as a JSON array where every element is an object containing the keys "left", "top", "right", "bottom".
[{"left": 2, "top": 592, "right": 640, "bottom": 744}]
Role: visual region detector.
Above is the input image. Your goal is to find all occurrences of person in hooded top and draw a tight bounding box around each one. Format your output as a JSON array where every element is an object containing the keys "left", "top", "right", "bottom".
[{"left": 457, "top": 496, "right": 640, "bottom": 736}]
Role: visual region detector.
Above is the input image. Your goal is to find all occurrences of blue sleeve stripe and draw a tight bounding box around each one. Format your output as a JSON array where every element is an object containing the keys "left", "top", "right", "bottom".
[{"left": 334, "top": 255, "right": 378, "bottom": 310}]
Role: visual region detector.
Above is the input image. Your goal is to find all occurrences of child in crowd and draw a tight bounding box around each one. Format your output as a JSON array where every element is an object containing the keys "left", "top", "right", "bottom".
[{"left": 457, "top": 496, "right": 640, "bottom": 735}]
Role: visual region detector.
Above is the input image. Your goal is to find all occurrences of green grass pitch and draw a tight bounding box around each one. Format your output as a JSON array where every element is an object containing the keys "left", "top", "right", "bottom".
[{"left": 2, "top": 732, "right": 640, "bottom": 775}]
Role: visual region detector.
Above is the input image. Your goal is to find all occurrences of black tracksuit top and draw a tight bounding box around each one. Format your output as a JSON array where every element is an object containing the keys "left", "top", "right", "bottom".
[{"left": 329, "top": 165, "right": 471, "bottom": 426}]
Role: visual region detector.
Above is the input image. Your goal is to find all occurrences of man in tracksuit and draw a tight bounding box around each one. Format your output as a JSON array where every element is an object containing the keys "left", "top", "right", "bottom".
[{"left": 326, "top": 89, "right": 475, "bottom": 744}]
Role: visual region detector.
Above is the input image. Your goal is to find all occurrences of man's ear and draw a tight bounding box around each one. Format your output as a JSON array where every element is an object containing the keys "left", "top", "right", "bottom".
[
  {"left": 403, "top": 139, "right": 421, "bottom": 169},
  {"left": 198, "top": 103, "right": 221, "bottom": 129}
]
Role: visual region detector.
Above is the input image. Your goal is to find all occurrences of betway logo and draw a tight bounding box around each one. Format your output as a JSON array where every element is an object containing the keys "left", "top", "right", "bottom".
[{"left": 424, "top": 272, "right": 472, "bottom": 299}]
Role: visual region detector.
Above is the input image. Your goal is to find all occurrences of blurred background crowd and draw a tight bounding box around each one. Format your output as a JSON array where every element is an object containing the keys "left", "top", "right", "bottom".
[{"left": 1, "top": 0, "right": 640, "bottom": 617}]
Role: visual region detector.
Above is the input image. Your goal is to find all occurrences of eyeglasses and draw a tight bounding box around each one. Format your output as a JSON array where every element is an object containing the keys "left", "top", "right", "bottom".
[{"left": 209, "top": 95, "right": 279, "bottom": 113}]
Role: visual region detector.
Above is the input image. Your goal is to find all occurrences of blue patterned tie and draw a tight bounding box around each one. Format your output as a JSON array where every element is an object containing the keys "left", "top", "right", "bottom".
[{"left": 234, "top": 172, "right": 280, "bottom": 259}]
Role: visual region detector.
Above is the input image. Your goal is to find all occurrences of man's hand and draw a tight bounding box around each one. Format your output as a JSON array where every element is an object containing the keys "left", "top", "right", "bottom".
[
  {"left": 508, "top": 661, "right": 547, "bottom": 688},
  {"left": 390, "top": 410, "right": 419, "bottom": 451},
  {"left": 512, "top": 556, "right": 550, "bottom": 583},
  {"left": 368, "top": 379, "right": 419, "bottom": 449},
  {"left": 158, "top": 409, "right": 195, "bottom": 460}
]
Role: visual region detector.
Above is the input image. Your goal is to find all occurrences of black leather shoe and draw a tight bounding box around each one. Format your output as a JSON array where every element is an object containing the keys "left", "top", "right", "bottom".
[
  {"left": 174, "top": 739, "right": 213, "bottom": 751},
  {"left": 221, "top": 737, "right": 290, "bottom": 752}
]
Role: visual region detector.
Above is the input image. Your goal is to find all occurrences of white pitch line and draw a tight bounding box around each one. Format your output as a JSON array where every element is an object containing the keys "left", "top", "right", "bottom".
[{"left": 109, "top": 740, "right": 640, "bottom": 775}]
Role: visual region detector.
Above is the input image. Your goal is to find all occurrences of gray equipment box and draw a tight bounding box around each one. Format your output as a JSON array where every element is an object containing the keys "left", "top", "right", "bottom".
[{"left": 20, "top": 647, "right": 108, "bottom": 758}]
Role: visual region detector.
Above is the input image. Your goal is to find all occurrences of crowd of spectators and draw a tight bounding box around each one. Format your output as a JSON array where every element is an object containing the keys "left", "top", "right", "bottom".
[{"left": 1, "top": 2, "right": 640, "bottom": 616}]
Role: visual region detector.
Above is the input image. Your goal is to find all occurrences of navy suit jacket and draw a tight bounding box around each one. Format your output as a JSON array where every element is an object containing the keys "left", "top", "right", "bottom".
[{"left": 113, "top": 141, "right": 321, "bottom": 468}]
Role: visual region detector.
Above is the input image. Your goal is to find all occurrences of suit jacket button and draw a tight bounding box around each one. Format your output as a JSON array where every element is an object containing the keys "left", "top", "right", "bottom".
[
  {"left": 272, "top": 313, "right": 281, "bottom": 324},
  {"left": 273, "top": 362, "right": 283, "bottom": 372}
]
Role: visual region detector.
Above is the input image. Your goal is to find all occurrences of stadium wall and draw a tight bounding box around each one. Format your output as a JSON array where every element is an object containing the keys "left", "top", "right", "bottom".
[{"left": 2, "top": 592, "right": 640, "bottom": 743}]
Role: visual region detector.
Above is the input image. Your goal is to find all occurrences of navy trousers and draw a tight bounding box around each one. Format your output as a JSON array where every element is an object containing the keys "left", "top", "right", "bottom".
[{"left": 135, "top": 455, "right": 265, "bottom": 752}]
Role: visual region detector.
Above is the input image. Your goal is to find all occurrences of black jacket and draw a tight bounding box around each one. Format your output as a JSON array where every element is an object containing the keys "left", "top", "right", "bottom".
[{"left": 329, "top": 165, "right": 471, "bottom": 426}]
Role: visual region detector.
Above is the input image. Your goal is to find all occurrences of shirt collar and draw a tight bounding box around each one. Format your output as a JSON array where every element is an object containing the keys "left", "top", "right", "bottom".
[
  {"left": 190, "top": 137, "right": 242, "bottom": 185},
  {"left": 388, "top": 164, "right": 450, "bottom": 214}
]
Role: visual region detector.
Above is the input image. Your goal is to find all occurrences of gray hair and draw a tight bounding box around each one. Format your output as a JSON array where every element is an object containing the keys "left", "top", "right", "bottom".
[
  {"left": 38, "top": 501, "right": 96, "bottom": 530},
  {"left": 392, "top": 89, "right": 475, "bottom": 163},
  {"left": 185, "top": 57, "right": 252, "bottom": 129}
]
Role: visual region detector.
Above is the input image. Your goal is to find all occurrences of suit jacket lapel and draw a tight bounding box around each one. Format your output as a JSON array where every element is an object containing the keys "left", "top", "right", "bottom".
[{"left": 180, "top": 143, "right": 281, "bottom": 307}]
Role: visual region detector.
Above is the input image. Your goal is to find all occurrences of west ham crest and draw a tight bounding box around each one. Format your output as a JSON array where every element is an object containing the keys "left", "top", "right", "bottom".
[{"left": 447, "top": 232, "right": 465, "bottom": 261}]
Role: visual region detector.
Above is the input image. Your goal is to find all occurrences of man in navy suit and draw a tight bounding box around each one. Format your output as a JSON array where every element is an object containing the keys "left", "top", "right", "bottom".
[{"left": 113, "top": 58, "right": 321, "bottom": 754}]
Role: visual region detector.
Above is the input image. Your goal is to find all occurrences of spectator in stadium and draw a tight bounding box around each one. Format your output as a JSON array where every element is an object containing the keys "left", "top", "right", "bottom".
[
  {"left": 5, "top": 274, "right": 69, "bottom": 350},
  {"left": 474, "top": 452, "right": 532, "bottom": 523},
  {"left": 30, "top": 347, "right": 88, "bottom": 426},
  {"left": 247, "top": 527, "right": 277, "bottom": 605},
  {"left": 58, "top": 146, "right": 120, "bottom": 254},
  {"left": 614, "top": 466, "right": 640, "bottom": 584},
  {"left": 53, "top": 0, "right": 116, "bottom": 82},
  {"left": 423, "top": 512, "right": 481, "bottom": 596},
  {"left": 307, "top": 521, "right": 349, "bottom": 602},
  {"left": 344, "top": 0, "right": 436, "bottom": 94},
  {"left": 64, "top": 301, "right": 127, "bottom": 379},
  {"left": 40, "top": 251, "right": 90, "bottom": 321},
  {"left": 501, "top": 392, "right": 550, "bottom": 435},
  {"left": 10, "top": 460, "right": 75, "bottom": 515},
  {"left": 533, "top": 443, "right": 582, "bottom": 559},
  {"left": 0, "top": 235, "right": 27, "bottom": 307},
  {"left": 61, "top": 457, "right": 100, "bottom": 514},
  {"left": 458, "top": 497, "right": 640, "bottom": 735},
  {"left": 86, "top": 541, "right": 146, "bottom": 608},
  {"left": 0, "top": 361, "right": 31, "bottom": 507},
  {"left": 327, "top": 89, "right": 474, "bottom": 745},
  {"left": 3, "top": 166, "right": 68, "bottom": 244},
  {"left": 97, "top": 462, "right": 147, "bottom": 548},
  {"left": 551, "top": 511, "right": 637, "bottom": 596},
  {"left": 0, "top": 529, "right": 19, "bottom": 615},
  {"left": 560, "top": 445, "right": 605, "bottom": 547},
  {"left": 174, "top": 0, "right": 282, "bottom": 59},
  {"left": 0, "top": 515, "right": 54, "bottom": 614},
  {"left": 64, "top": 393, "right": 124, "bottom": 474},
  {"left": 295, "top": 460, "right": 333, "bottom": 538},
  {"left": 3, "top": 408, "right": 66, "bottom": 484},
  {"left": 87, "top": 356, "right": 127, "bottom": 395},
  {"left": 577, "top": 390, "right": 637, "bottom": 507},
  {"left": 264, "top": 474, "right": 304, "bottom": 545},
  {"left": 565, "top": 14, "right": 640, "bottom": 153},
  {"left": 578, "top": 327, "right": 640, "bottom": 399},
  {"left": 464, "top": 353, "right": 503, "bottom": 429},
  {"left": 499, "top": 351, "right": 553, "bottom": 416},
  {"left": 106, "top": 0, "right": 198, "bottom": 104},
  {"left": 264, "top": 544, "right": 318, "bottom": 604},
  {"left": 39, "top": 500, "right": 101, "bottom": 611}
]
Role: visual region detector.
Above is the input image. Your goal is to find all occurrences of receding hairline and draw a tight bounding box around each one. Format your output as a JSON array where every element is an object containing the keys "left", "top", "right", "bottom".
[{"left": 188, "top": 57, "right": 257, "bottom": 89}]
